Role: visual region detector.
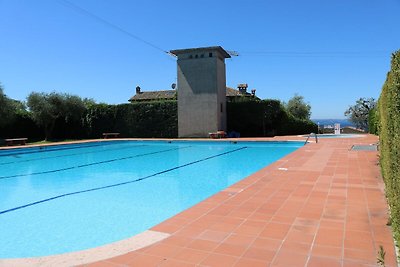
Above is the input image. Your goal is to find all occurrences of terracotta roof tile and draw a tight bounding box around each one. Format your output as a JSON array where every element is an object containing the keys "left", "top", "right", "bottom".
[{"left": 129, "top": 87, "right": 253, "bottom": 102}]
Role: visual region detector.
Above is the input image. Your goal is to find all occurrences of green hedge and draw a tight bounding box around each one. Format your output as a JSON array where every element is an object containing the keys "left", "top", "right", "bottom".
[
  {"left": 227, "top": 99, "right": 317, "bottom": 137},
  {"left": 0, "top": 112, "right": 44, "bottom": 141},
  {"left": 368, "top": 107, "right": 378, "bottom": 135},
  {"left": 378, "top": 50, "right": 400, "bottom": 245},
  {"left": 84, "top": 101, "right": 178, "bottom": 138},
  {"left": 1, "top": 98, "right": 317, "bottom": 141}
]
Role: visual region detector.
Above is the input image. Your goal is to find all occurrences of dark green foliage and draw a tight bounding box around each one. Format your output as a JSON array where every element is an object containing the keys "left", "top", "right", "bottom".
[
  {"left": 2, "top": 91, "right": 316, "bottom": 142},
  {"left": 0, "top": 86, "right": 24, "bottom": 128},
  {"left": 83, "top": 103, "right": 118, "bottom": 138},
  {"left": 345, "top": 97, "right": 376, "bottom": 132},
  {"left": 27, "top": 92, "right": 87, "bottom": 140},
  {"left": 227, "top": 99, "right": 317, "bottom": 137},
  {"left": 84, "top": 101, "right": 178, "bottom": 138},
  {"left": 285, "top": 94, "right": 311, "bottom": 120},
  {"left": 377, "top": 50, "right": 400, "bottom": 245},
  {"left": 227, "top": 100, "right": 266, "bottom": 137},
  {"left": 368, "top": 107, "right": 378, "bottom": 135},
  {"left": 278, "top": 111, "right": 318, "bottom": 135},
  {"left": 0, "top": 112, "right": 43, "bottom": 141}
]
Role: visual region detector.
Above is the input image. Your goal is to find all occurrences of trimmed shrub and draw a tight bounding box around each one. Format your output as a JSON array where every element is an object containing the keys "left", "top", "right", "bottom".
[
  {"left": 83, "top": 101, "right": 178, "bottom": 138},
  {"left": 2, "top": 97, "right": 317, "bottom": 142},
  {"left": 368, "top": 107, "right": 378, "bottom": 135},
  {"left": 0, "top": 112, "right": 43, "bottom": 141},
  {"left": 378, "top": 50, "right": 400, "bottom": 245},
  {"left": 227, "top": 99, "right": 317, "bottom": 137}
]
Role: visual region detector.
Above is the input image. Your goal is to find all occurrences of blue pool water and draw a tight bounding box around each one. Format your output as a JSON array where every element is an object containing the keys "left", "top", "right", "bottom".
[{"left": 0, "top": 140, "right": 302, "bottom": 258}]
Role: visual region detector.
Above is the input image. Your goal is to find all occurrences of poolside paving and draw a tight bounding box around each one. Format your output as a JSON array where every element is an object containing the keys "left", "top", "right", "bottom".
[{"left": 83, "top": 135, "right": 396, "bottom": 266}]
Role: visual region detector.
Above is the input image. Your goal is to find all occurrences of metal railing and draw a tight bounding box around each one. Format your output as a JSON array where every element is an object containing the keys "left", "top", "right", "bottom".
[{"left": 304, "top": 132, "right": 318, "bottom": 145}]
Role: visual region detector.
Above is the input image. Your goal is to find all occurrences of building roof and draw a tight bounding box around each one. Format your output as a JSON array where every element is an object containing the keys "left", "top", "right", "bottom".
[
  {"left": 226, "top": 87, "right": 251, "bottom": 97},
  {"left": 129, "top": 90, "right": 176, "bottom": 102},
  {"left": 170, "top": 46, "right": 231, "bottom": 58},
  {"left": 129, "top": 87, "right": 254, "bottom": 102}
]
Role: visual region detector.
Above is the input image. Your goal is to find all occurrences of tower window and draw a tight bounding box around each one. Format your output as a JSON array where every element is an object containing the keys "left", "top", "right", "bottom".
[
  {"left": 209, "top": 52, "right": 213, "bottom": 57},
  {"left": 195, "top": 54, "right": 198, "bottom": 58}
]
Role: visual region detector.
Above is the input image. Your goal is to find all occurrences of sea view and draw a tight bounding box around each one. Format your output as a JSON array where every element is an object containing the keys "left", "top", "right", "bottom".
[{"left": 312, "top": 119, "right": 355, "bottom": 127}]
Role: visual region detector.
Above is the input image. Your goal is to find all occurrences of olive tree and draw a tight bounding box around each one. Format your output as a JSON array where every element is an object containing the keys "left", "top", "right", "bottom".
[
  {"left": 344, "top": 97, "right": 376, "bottom": 132},
  {"left": 0, "top": 85, "right": 24, "bottom": 127},
  {"left": 27, "top": 92, "right": 87, "bottom": 140},
  {"left": 285, "top": 94, "right": 311, "bottom": 120}
]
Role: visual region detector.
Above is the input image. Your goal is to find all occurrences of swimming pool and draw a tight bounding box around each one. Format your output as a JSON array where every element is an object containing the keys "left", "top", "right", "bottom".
[{"left": 0, "top": 140, "right": 302, "bottom": 258}]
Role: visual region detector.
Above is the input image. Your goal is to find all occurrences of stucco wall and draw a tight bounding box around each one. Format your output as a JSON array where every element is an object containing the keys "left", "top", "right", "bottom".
[{"left": 176, "top": 49, "right": 227, "bottom": 137}]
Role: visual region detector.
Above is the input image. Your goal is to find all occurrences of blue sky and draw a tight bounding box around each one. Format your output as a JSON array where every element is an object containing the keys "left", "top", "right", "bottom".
[{"left": 1, "top": 0, "right": 399, "bottom": 119}]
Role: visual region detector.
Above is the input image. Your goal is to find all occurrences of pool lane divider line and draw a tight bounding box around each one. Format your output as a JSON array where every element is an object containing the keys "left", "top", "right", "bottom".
[
  {"left": 0, "top": 146, "right": 248, "bottom": 215},
  {"left": 0, "top": 143, "right": 149, "bottom": 166},
  {"left": 0, "top": 140, "right": 128, "bottom": 158},
  {"left": 0, "top": 146, "right": 192, "bottom": 180}
]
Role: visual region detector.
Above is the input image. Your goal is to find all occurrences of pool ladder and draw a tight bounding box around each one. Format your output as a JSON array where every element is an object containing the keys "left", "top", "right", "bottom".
[{"left": 305, "top": 133, "right": 318, "bottom": 145}]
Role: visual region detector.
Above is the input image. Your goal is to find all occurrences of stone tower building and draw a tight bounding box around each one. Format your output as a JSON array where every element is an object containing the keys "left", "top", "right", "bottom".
[{"left": 170, "top": 46, "right": 231, "bottom": 137}]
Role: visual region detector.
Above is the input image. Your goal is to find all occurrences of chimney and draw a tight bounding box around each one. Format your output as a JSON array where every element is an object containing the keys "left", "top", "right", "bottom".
[
  {"left": 136, "top": 86, "right": 141, "bottom": 94},
  {"left": 237, "top": 83, "right": 248, "bottom": 94},
  {"left": 251, "top": 89, "right": 256, "bottom": 96}
]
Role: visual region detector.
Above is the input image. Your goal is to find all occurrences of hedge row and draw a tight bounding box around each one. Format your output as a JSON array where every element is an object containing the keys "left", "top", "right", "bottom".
[
  {"left": 83, "top": 101, "right": 178, "bottom": 138},
  {"left": 0, "top": 101, "right": 178, "bottom": 140},
  {"left": 1, "top": 99, "right": 317, "bottom": 140},
  {"left": 368, "top": 107, "right": 378, "bottom": 135},
  {"left": 377, "top": 50, "right": 400, "bottom": 245},
  {"left": 227, "top": 100, "right": 317, "bottom": 137}
]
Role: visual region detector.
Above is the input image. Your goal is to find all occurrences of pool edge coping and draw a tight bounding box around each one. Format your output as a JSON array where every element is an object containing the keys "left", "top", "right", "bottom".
[{"left": 0, "top": 230, "right": 170, "bottom": 267}]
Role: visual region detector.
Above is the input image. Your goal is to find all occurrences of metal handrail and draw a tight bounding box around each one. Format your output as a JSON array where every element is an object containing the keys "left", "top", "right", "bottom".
[{"left": 304, "top": 132, "right": 318, "bottom": 145}]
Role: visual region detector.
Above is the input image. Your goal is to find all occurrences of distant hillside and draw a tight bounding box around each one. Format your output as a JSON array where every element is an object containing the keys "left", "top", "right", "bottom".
[{"left": 311, "top": 119, "right": 354, "bottom": 127}]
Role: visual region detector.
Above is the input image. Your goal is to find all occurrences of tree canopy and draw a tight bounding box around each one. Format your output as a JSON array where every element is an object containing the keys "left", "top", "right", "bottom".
[
  {"left": 285, "top": 94, "right": 311, "bottom": 120},
  {"left": 344, "top": 97, "right": 376, "bottom": 131},
  {"left": 0, "top": 85, "right": 25, "bottom": 127},
  {"left": 27, "top": 92, "right": 87, "bottom": 140}
]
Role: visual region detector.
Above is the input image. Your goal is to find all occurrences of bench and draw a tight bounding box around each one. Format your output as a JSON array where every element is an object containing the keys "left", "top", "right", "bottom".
[
  {"left": 208, "top": 131, "right": 226, "bottom": 139},
  {"left": 5, "top": 138, "right": 28, "bottom": 146},
  {"left": 102, "top": 133, "right": 120, "bottom": 139}
]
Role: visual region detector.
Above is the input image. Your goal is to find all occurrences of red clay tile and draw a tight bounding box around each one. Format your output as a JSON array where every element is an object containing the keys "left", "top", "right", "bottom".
[
  {"left": 186, "top": 239, "right": 220, "bottom": 252},
  {"left": 307, "top": 256, "right": 342, "bottom": 267},
  {"left": 234, "top": 257, "right": 268, "bottom": 267},
  {"left": 213, "top": 243, "right": 247, "bottom": 257},
  {"left": 223, "top": 233, "right": 256, "bottom": 246},
  {"left": 197, "top": 230, "right": 230, "bottom": 242},
  {"left": 315, "top": 228, "right": 344, "bottom": 247},
  {"left": 251, "top": 237, "right": 282, "bottom": 251},
  {"left": 242, "top": 247, "right": 276, "bottom": 262},
  {"left": 258, "top": 222, "right": 291, "bottom": 240},
  {"left": 142, "top": 243, "right": 181, "bottom": 258},
  {"left": 200, "top": 253, "right": 239, "bottom": 266},
  {"left": 126, "top": 253, "right": 166, "bottom": 266},
  {"left": 106, "top": 252, "right": 139, "bottom": 265},
  {"left": 85, "top": 260, "right": 121, "bottom": 267},
  {"left": 172, "top": 248, "right": 210, "bottom": 264},
  {"left": 271, "top": 250, "right": 308, "bottom": 266},
  {"left": 159, "top": 258, "right": 197, "bottom": 267},
  {"left": 311, "top": 245, "right": 343, "bottom": 259}
]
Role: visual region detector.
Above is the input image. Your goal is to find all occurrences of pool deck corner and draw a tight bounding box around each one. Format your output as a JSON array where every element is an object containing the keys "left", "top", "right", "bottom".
[{"left": 83, "top": 134, "right": 398, "bottom": 267}]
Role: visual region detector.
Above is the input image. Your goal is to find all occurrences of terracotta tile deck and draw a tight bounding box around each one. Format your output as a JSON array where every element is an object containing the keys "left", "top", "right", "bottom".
[{"left": 82, "top": 135, "right": 398, "bottom": 267}]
